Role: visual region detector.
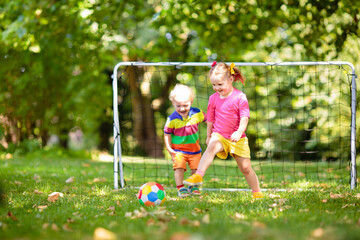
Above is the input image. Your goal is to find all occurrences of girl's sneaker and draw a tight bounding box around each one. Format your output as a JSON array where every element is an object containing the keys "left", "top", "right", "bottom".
[
  {"left": 177, "top": 187, "right": 190, "bottom": 198},
  {"left": 183, "top": 173, "right": 203, "bottom": 186},
  {"left": 253, "top": 192, "right": 264, "bottom": 199},
  {"left": 188, "top": 185, "right": 201, "bottom": 196}
]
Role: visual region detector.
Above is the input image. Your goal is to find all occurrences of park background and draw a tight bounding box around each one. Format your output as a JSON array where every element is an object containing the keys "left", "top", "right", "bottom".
[
  {"left": 1, "top": 0, "right": 360, "bottom": 155},
  {"left": 1, "top": 1, "right": 360, "bottom": 240}
]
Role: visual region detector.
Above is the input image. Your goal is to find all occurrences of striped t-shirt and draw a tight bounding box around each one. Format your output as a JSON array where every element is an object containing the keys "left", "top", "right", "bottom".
[{"left": 164, "top": 107, "right": 206, "bottom": 155}]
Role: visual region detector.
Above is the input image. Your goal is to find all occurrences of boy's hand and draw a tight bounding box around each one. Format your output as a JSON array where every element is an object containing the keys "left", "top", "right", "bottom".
[
  {"left": 206, "top": 136, "right": 211, "bottom": 145},
  {"left": 169, "top": 150, "right": 177, "bottom": 162},
  {"left": 230, "top": 131, "right": 242, "bottom": 142}
]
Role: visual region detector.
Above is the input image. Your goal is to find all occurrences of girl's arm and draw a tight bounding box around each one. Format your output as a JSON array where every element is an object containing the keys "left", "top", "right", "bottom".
[
  {"left": 206, "top": 122, "right": 214, "bottom": 145},
  {"left": 230, "top": 117, "right": 249, "bottom": 142}
]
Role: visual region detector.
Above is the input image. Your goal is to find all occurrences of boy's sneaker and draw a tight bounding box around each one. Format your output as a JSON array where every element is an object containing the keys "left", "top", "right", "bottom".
[
  {"left": 177, "top": 187, "right": 190, "bottom": 198},
  {"left": 183, "top": 173, "right": 203, "bottom": 186},
  {"left": 253, "top": 192, "right": 264, "bottom": 199},
  {"left": 188, "top": 185, "right": 201, "bottom": 196}
]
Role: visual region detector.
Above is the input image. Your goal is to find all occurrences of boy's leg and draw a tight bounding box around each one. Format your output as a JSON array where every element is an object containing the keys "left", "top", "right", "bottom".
[
  {"left": 175, "top": 168, "right": 189, "bottom": 197},
  {"left": 234, "top": 156, "right": 260, "bottom": 191},
  {"left": 174, "top": 168, "right": 185, "bottom": 187}
]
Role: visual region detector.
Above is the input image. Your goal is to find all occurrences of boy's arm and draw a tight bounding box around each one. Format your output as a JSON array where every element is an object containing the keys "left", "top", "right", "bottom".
[
  {"left": 164, "top": 133, "right": 176, "bottom": 155},
  {"left": 230, "top": 117, "right": 249, "bottom": 142}
]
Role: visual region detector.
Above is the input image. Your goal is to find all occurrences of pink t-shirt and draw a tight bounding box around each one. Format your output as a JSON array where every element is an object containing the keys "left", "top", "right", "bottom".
[{"left": 207, "top": 88, "right": 250, "bottom": 139}]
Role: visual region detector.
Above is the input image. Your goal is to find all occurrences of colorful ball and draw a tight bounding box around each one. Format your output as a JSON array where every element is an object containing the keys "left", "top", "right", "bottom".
[{"left": 137, "top": 182, "right": 166, "bottom": 207}]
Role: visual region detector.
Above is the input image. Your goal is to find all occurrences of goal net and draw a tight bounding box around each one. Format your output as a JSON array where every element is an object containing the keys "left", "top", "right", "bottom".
[{"left": 112, "top": 62, "right": 357, "bottom": 190}]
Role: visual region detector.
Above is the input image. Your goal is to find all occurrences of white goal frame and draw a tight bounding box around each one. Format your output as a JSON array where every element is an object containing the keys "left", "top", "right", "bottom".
[{"left": 112, "top": 61, "right": 357, "bottom": 190}]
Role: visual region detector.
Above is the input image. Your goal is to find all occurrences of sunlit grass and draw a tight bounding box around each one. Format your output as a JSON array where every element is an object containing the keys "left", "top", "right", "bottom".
[{"left": 0, "top": 154, "right": 359, "bottom": 240}]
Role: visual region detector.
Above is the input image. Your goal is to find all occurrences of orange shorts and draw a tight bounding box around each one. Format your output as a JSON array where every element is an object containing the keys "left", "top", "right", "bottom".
[{"left": 172, "top": 152, "right": 201, "bottom": 171}]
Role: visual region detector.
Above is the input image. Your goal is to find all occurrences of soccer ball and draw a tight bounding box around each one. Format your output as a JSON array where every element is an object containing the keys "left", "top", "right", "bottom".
[{"left": 137, "top": 182, "right": 166, "bottom": 207}]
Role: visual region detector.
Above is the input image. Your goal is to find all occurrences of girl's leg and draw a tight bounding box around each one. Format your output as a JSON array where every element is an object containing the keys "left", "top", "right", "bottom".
[
  {"left": 183, "top": 136, "right": 223, "bottom": 186},
  {"left": 234, "top": 156, "right": 261, "bottom": 192},
  {"left": 196, "top": 137, "right": 224, "bottom": 174}
]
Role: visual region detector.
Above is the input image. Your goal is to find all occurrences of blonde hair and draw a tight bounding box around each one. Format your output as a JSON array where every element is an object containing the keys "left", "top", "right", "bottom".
[
  {"left": 169, "top": 84, "right": 195, "bottom": 102},
  {"left": 209, "top": 62, "right": 246, "bottom": 84}
]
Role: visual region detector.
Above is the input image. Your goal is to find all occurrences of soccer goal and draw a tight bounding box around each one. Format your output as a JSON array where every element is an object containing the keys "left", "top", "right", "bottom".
[{"left": 112, "top": 61, "right": 357, "bottom": 191}]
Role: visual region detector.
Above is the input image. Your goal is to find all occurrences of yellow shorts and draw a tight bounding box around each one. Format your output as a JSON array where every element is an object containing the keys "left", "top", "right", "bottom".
[
  {"left": 212, "top": 132, "right": 251, "bottom": 159},
  {"left": 173, "top": 152, "right": 201, "bottom": 171}
]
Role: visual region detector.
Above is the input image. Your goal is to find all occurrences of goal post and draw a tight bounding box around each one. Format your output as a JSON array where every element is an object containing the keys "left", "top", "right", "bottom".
[{"left": 112, "top": 61, "right": 357, "bottom": 190}]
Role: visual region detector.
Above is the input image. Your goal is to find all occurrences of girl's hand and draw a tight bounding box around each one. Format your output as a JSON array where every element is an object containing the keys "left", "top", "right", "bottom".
[{"left": 230, "top": 131, "right": 242, "bottom": 142}]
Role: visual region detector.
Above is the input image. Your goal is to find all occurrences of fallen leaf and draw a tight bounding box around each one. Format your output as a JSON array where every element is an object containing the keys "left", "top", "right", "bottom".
[
  {"left": 210, "top": 178, "right": 221, "bottom": 182},
  {"left": 330, "top": 193, "right": 344, "bottom": 199},
  {"left": 34, "top": 190, "right": 43, "bottom": 194},
  {"left": 179, "top": 218, "right": 190, "bottom": 226},
  {"left": 299, "top": 209, "right": 309, "bottom": 212},
  {"left": 233, "top": 212, "right": 246, "bottom": 220},
  {"left": 7, "top": 212, "right": 18, "bottom": 221},
  {"left": 192, "top": 220, "right": 201, "bottom": 227},
  {"left": 94, "top": 227, "right": 117, "bottom": 240},
  {"left": 82, "top": 163, "right": 91, "bottom": 167},
  {"left": 274, "top": 198, "right": 287, "bottom": 206},
  {"left": 201, "top": 214, "right": 210, "bottom": 224},
  {"left": 322, "top": 199, "right": 328, "bottom": 203},
  {"left": 269, "top": 203, "right": 277, "bottom": 208},
  {"left": 37, "top": 205, "right": 48, "bottom": 211},
  {"left": 92, "top": 178, "right": 107, "bottom": 183},
  {"left": 298, "top": 172, "right": 306, "bottom": 177},
  {"left": 170, "top": 232, "right": 190, "bottom": 240},
  {"left": 63, "top": 223, "right": 72, "bottom": 232},
  {"left": 192, "top": 208, "right": 203, "bottom": 213},
  {"left": 33, "top": 174, "right": 41, "bottom": 180},
  {"left": 252, "top": 221, "right": 266, "bottom": 228},
  {"left": 14, "top": 181, "right": 23, "bottom": 185},
  {"left": 107, "top": 206, "right": 115, "bottom": 212},
  {"left": 48, "top": 192, "right": 64, "bottom": 203},
  {"left": 116, "top": 201, "right": 122, "bottom": 207},
  {"left": 147, "top": 218, "right": 156, "bottom": 226},
  {"left": 66, "top": 177, "right": 75, "bottom": 183},
  {"left": 311, "top": 228, "right": 324, "bottom": 238},
  {"left": 42, "top": 223, "right": 49, "bottom": 229},
  {"left": 51, "top": 223, "right": 59, "bottom": 231},
  {"left": 269, "top": 193, "right": 281, "bottom": 198},
  {"left": 355, "top": 193, "right": 360, "bottom": 199}
]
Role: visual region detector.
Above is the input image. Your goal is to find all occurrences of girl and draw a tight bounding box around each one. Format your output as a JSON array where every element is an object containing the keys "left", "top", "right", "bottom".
[{"left": 183, "top": 61, "right": 263, "bottom": 199}]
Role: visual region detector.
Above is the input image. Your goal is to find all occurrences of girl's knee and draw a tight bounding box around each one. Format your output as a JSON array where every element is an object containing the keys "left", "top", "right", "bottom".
[{"left": 240, "top": 165, "right": 252, "bottom": 175}]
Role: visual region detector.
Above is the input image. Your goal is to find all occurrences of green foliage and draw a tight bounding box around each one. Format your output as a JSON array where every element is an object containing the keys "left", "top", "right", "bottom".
[
  {"left": 1, "top": 0, "right": 359, "bottom": 154},
  {"left": 0, "top": 155, "right": 359, "bottom": 239}
]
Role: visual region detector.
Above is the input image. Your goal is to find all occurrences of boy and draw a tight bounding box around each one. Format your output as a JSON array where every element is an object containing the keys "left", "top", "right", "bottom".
[{"left": 164, "top": 84, "right": 206, "bottom": 197}]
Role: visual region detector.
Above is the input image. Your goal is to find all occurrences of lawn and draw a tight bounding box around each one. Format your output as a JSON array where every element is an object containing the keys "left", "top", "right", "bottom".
[{"left": 0, "top": 150, "right": 359, "bottom": 240}]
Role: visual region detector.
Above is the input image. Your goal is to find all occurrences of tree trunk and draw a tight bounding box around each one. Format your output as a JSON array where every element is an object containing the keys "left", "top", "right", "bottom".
[{"left": 126, "top": 66, "right": 164, "bottom": 158}]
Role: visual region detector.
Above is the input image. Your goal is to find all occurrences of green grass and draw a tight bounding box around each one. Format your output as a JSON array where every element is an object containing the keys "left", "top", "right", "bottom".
[
  {"left": 122, "top": 156, "right": 351, "bottom": 189},
  {"left": 0, "top": 151, "right": 359, "bottom": 240}
]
